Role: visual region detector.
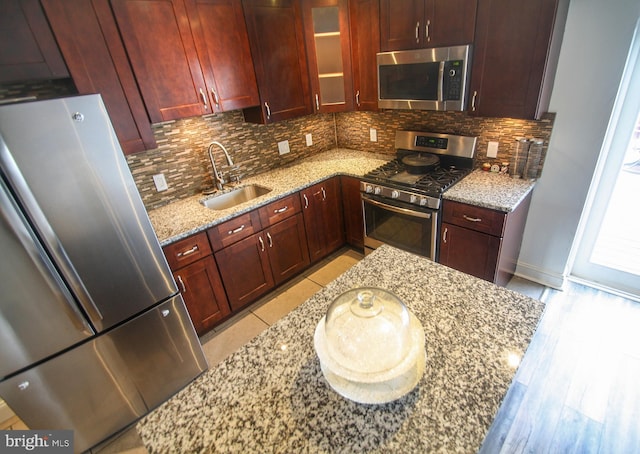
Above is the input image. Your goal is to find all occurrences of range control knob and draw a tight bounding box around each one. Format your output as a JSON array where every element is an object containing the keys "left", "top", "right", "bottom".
[
  {"left": 419, "top": 198, "right": 428, "bottom": 206},
  {"left": 391, "top": 190, "right": 400, "bottom": 199},
  {"left": 364, "top": 184, "right": 373, "bottom": 193},
  {"left": 374, "top": 186, "right": 382, "bottom": 195},
  {"left": 409, "top": 194, "right": 418, "bottom": 204}
]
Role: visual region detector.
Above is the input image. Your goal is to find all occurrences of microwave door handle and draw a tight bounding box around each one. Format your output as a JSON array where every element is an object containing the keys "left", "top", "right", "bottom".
[{"left": 438, "top": 61, "right": 445, "bottom": 103}]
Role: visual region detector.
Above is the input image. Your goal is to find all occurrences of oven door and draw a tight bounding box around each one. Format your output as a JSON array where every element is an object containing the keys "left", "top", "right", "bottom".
[{"left": 362, "top": 194, "right": 439, "bottom": 260}]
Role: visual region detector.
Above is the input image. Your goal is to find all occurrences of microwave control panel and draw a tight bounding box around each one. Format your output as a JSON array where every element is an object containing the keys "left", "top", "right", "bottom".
[{"left": 443, "top": 60, "right": 464, "bottom": 101}]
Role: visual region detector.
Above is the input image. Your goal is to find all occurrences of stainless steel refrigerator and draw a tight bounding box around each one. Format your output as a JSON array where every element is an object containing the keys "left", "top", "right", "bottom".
[{"left": 0, "top": 95, "right": 208, "bottom": 452}]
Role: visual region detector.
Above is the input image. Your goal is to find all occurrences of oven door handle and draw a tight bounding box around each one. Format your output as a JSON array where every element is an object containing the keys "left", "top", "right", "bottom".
[{"left": 363, "top": 195, "right": 432, "bottom": 219}]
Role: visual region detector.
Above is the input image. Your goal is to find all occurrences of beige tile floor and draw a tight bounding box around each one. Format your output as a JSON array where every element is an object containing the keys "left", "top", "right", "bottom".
[{"left": 1, "top": 247, "right": 544, "bottom": 454}]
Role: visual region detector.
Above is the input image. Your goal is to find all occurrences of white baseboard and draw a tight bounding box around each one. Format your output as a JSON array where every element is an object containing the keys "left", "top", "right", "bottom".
[
  {"left": 514, "top": 261, "right": 566, "bottom": 290},
  {"left": 0, "top": 399, "right": 15, "bottom": 425}
]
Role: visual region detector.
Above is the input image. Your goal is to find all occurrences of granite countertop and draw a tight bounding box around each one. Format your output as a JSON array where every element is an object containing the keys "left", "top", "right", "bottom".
[
  {"left": 136, "top": 245, "right": 544, "bottom": 453},
  {"left": 148, "top": 149, "right": 390, "bottom": 246},
  {"left": 444, "top": 170, "right": 536, "bottom": 212},
  {"left": 148, "top": 150, "right": 536, "bottom": 245}
]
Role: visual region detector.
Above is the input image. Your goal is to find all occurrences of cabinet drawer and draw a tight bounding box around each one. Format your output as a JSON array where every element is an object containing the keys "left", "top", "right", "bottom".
[
  {"left": 442, "top": 201, "right": 506, "bottom": 237},
  {"left": 163, "top": 232, "right": 212, "bottom": 269},
  {"left": 208, "top": 210, "right": 262, "bottom": 251},
  {"left": 258, "top": 193, "right": 301, "bottom": 226}
]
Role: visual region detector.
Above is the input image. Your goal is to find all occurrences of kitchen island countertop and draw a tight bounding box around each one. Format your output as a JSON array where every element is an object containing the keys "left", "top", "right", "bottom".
[{"left": 136, "top": 245, "right": 544, "bottom": 453}]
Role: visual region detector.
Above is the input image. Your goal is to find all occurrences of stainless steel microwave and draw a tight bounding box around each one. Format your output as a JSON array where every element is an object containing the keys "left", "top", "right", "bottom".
[{"left": 377, "top": 45, "right": 471, "bottom": 111}]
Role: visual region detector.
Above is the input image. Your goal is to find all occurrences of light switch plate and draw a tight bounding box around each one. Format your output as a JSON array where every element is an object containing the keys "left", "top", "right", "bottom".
[
  {"left": 370, "top": 128, "right": 377, "bottom": 142},
  {"left": 487, "top": 141, "right": 499, "bottom": 158},
  {"left": 153, "top": 173, "right": 168, "bottom": 192},
  {"left": 278, "top": 140, "right": 290, "bottom": 155},
  {"left": 305, "top": 133, "right": 313, "bottom": 146}
]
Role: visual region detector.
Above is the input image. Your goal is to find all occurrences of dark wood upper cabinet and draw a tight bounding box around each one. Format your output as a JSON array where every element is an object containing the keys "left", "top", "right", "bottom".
[
  {"left": 380, "top": 0, "right": 476, "bottom": 51},
  {"left": 0, "top": 0, "right": 69, "bottom": 83},
  {"left": 241, "top": 0, "right": 312, "bottom": 124},
  {"left": 42, "top": 0, "right": 156, "bottom": 154},
  {"left": 301, "top": 0, "right": 354, "bottom": 113},
  {"left": 469, "top": 0, "right": 569, "bottom": 119},
  {"left": 349, "top": 0, "right": 380, "bottom": 111},
  {"left": 184, "top": 0, "right": 259, "bottom": 112}
]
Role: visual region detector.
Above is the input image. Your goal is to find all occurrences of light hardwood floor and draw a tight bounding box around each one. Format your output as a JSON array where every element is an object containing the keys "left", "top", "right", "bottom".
[{"left": 480, "top": 281, "right": 640, "bottom": 453}]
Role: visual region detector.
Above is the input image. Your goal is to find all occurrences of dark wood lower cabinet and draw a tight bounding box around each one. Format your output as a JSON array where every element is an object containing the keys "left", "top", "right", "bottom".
[
  {"left": 172, "top": 256, "right": 230, "bottom": 336},
  {"left": 214, "top": 213, "right": 309, "bottom": 311},
  {"left": 301, "top": 178, "right": 345, "bottom": 262},
  {"left": 341, "top": 176, "right": 364, "bottom": 250},
  {"left": 439, "top": 194, "right": 532, "bottom": 287}
]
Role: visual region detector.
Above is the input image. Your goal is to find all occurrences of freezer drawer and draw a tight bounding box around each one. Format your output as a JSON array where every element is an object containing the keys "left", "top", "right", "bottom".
[
  {"left": 113, "top": 294, "right": 208, "bottom": 409},
  {"left": 0, "top": 333, "right": 147, "bottom": 453},
  {"left": 0, "top": 296, "right": 207, "bottom": 453}
]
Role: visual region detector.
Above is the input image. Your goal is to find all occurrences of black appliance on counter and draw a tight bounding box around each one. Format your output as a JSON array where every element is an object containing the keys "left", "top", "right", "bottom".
[{"left": 361, "top": 130, "right": 477, "bottom": 260}]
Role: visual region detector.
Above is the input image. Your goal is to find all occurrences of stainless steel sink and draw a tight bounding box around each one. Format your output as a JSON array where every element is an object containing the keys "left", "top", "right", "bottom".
[{"left": 201, "top": 184, "right": 271, "bottom": 210}]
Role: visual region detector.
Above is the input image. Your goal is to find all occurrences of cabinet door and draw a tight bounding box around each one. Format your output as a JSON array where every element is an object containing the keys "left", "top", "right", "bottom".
[
  {"left": 380, "top": 0, "right": 425, "bottom": 51},
  {"left": 302, "top": 0, "right": 354, "bottom": 113},
  {"left": 173, "top": 256, "right": 230, "bottom": 335},
  {"left": 0, "top": 0, "right": 69, "bottom": 83},
  {"left": 265, "top": 213, "right": 310, "bottom": 285},
  {"left": 469, "top": 0, "right": 568, "bottom": 119},
  {"left": 439, "top": 222, "right": 501, "bottom": 283},
  {"left": 301, "top": 178, "right": 345, "bottom": 263},
  {"left": 242, "top": 0, "right": 312, "bottom": 124},
  {"left": 341, "top": 176, "right": 364, "bottom": 249},
  {"left": 215, "top": 233, "right": 274, "bottom": 311},
  {"left": 110, "top": 0, "right": 209, "bottom": 123},
  {"left": 185, "top": 0, "right": 260, "bottom": 112},
  {"left": 427, "top": 0, "right": 476, "bottom": 47},
  {"left": 349, "top": 0, "right": 379, "bottom": 111},
  {"left": 42, "top": 0, "right": 156, "bottom": 154}
]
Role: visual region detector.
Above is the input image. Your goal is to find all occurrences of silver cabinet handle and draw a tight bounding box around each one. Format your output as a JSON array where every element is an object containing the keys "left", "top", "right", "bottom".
[
  {"left": 199, "top": 88, "right": 208, "bottom": 110},
  {"left": 321, "top": 187, "right": 326, "bottom": 201},
  {"left": 176, "top": 275, "right": 186, "bottom": 293},
  {"left": 415, "top": 21, "right": 420, "bottom": 43},
  {"left": 443, "top": 227, "right": 448, "bottom": 244},
  {"left": 177, "top": 245, "right": 198, "bottom": 257},
  {"left": 258, "top": 236, "right": 265, "bottom": 252},
  {"left": 463, "top": 215, "right": 482, "bottom": 222},
  {"left": 228, "top": 224, "right": 245, "bottom": 235},
  {"left": 274, "top": 206, "right": 288, "bottom": 213},
  {"left": 355, "top": 90, "right": 360, "bottom": 107},
  {"left": 303, "top": 193, "right": 309, "bottom": 208},
  {"left": 315, "top": 93, "right": 320, "bottom": 111},
  {"left": 264, "top": 102, "right": 271, "bottom": 119},
  {"left": 266, "top": 232, "right": 273, "bottom": 247},
  {"left": 211, "top": 88, "right": 219, "bottom": 107},
  {"left": 471, "top": 91, "right": 478, "bottom": 111},
  {"left": 426, "top": 20, "right": 431, "bottom": 42}
]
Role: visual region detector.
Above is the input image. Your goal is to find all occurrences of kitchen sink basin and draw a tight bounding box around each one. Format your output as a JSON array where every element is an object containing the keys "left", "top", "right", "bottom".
[{"left": 201, "top": 184, "right": 271, "bottom": 210}]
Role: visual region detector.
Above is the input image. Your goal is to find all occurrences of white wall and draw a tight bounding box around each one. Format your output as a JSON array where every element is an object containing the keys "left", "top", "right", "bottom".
[{"left": 516, "top": 0, "right": 640, "bottom": 288}]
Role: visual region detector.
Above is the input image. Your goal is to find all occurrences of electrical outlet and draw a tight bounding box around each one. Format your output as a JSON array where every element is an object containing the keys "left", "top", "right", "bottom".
[
  {"left": 305, "top": 133, "right": 313, "bottom": 146},
  {"left": 278, "top": 140, "right": 290, "bottom": 155},
  {"left": 153, "top": 173, "right": 168, "bottom": 192},
  {"left": 370, "top": 128, "right": 377, "bottom": 142},
  {"left": 487, "top": 141, "right": 499, "bottom": 158}
]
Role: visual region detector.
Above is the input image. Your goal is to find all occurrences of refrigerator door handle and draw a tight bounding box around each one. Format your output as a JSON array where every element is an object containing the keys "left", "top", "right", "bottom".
[
  {"left": 0, "top": 177, "right": 94, "bottom": 335},
  {"left": 0, "top": 136, "right": 103, "bottom": 323}
]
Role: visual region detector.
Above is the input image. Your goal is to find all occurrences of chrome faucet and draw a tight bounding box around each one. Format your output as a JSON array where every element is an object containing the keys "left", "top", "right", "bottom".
[{"left": 207, "top": 141, "right": 235, "bottom": 191}]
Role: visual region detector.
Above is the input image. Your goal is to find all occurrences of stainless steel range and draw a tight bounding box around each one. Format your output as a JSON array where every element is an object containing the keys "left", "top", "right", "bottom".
[{"left": 361, "top": 130, "right": 477, "bottom": 260}]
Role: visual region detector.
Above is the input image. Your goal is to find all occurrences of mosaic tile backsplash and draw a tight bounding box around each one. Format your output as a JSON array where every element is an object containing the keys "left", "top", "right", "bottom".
[{"left": 0, "top": 80, "right": 555, "bottom": 211}]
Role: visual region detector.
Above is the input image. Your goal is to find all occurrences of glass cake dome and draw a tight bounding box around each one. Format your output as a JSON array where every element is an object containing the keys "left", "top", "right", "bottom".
[
  {"left": 324, "top": 288, "right": 411, "bottom": 376},
  {"left": 314, "top": 287, "right": 427, "bottom": 404}
]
